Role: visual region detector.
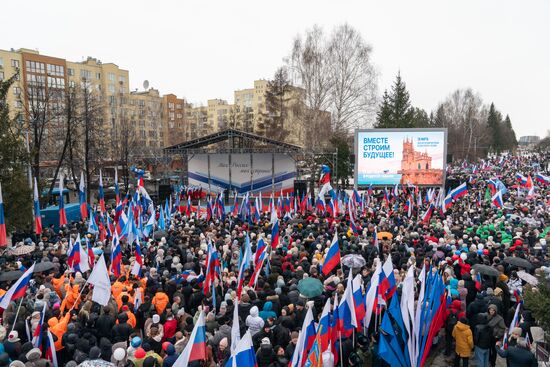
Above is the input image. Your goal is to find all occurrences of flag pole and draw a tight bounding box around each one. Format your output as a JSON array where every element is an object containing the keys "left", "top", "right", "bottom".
[
  {"left": 11, "top": 297, "right": 25, "bottom": 332},
  {"left": 338, "top": 331, "right": 343, "bottom": 367}
]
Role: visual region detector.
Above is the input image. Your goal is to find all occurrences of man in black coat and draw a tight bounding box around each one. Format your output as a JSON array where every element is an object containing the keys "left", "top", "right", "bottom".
[
  {"left": 96, "top": 306, "right": 115, "bottom": 339},
  {"left": 112, "top": 313, "right": 133, "bottom": 343},
  {"left": 496, "top": 338, "right": 537, "bottom": 367}
]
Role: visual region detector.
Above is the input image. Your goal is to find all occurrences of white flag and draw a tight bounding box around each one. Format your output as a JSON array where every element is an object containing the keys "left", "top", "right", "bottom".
[
  {"left": 87, "top": 255, "right": 111, "bottom": 306},
  {"left": 231, "top": 301, "right": 240, "bottom": 353}
]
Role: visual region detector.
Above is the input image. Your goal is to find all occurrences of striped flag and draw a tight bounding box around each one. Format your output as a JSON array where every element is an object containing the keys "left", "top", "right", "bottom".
[
  {"left": 0, "top": 263, "right": 35, "bottom": 309},
  {"left": 33, "top": 178, "right": 42, "bottom": 235}
]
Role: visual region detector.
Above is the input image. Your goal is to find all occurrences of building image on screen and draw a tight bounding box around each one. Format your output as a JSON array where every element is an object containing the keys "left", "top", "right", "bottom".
[
  {"left": 398, "top": 137, "right": 443, "bottom": 185},
  {"left": 355, "top": 128, "right": 447, "bottom": 187}
]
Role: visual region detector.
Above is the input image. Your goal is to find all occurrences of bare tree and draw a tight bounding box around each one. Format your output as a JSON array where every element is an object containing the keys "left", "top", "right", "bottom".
[
  {"left": 327, "top": 24, "right": 377, "bottom": 134},
  {"left": 21, "top": 69, "right": 65, "bottom": 182},
  {"left": 288, "top": 25, "right": 333, "bottom": 149},
  {"left": 438, "top": 88, "right": 490, "bottom": 160}
]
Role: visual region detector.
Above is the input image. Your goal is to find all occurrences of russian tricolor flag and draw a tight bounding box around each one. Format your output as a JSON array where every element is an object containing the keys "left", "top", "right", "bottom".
[
  {"left": 224, "top": 331, "right": 258, "bottom": 367},
  {"left": 321, "top": 232, "right": 340, "bottom": 276},
  {"left": 33, "top": 178, "right": 42, "bottom": 236},
  {"left": 0, "top": 263, "right": 35, "bottom": 309},
  {"left": 491, "top": 190, "right": 504, "bottom": 208},
  {"left": 536, "top": 172, "right": 550, "bottom": 185},
  {"left": 338, "top": 269, "right": 358, "bottom": 336},
  {"left": 451, "top": 182, "right": 468, "bottom": 200},
  {"left": 270, "top": 210, "right": 279, "bottom": 248},
  {"left": 79, "top": 171, "right": 87, "bottom": 220},
  {"left": 98, "top": 170, "right": 105, "bottom": 214},
  {"left": 132, "top": 239, "right": 143, "bottom": 276},
  {"left": 290, "top": 308, "right": 316, "bottom": 367},
  {"left": 516, "top": 173, "right": 528, "bottom": 186},
  {"left": 32, "top": 303, "right": 47, "bottom": 349},
  {"left": 378, "top": 256, "right": 396, "bottom": 301},
  {"left": 45, "top": 329, "right": 58, "bottom": 367},
  {"left": 318, "top": 299, "right": 331, "bottom": 352},
  {"left": 352, "top": 274, "right": 366, "bottom": 328},
  {"left": 173, "top": 311, "right": 206, "bottom": 366},
  {"left": 58, "top": 175, "right": 67, "bottom": 227},
  {"left": 110, "top": 233, "right": 122, "bottom": 277},
  {"left": 348, "top": 202, "right": 358, "bottom": 235}
]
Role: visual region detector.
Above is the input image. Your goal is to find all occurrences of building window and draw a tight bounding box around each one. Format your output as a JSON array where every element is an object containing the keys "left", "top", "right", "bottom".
[
  {"left": 47, "top": 64, "right": 64, "bottom": 76},
  {"left": 13, "top": 87, "right": 21, "bottom": 96},
  {"left": 169, "top": 112, "right": 175, "bottom": 120},
  {"left": 80, "top": 69, "right": 91, "bottom": 80},
  {"left": 26, "top": 61, "right": 46, "bottom": 73},
  {"left": 168, "top": 102, "right": 174, "bottom": 109},
  {"left": 15, "top": 100, "right": 23, "bottom": 108},
  {"left": 69, "top": 80, "right": 75, "bottom": 87},
  {"left": 108, "top": 84, "right": 115, "bottom": 93},
  {"left": 11, "top": 59, "right": 19, "bottom": 68},
  {"left": 118, "top": 75, "right": 125, "bottom": 83},
  {"left": 140, "top": 130, "right": 146, "bottom": 139},
  {"left": 68, "top": 68, "right": 74, "bottom": 76},
  {"left": 0, "top": 58, "right": 3, "bottom": 68},
  {"left": 108, "top": 73, "right": 115, "bottom": 82},
  {"left": 176, "top": 104, "right": 182, "bottom": 109},
  {"left": 48, "top": 76, "right": 65, "bottom": 89},
  {"left": 96, "top": 72, "right": 101, "bottom": 79},
  {"left": 176, "top": 113, "right": 182, "bottom": 119},
  {"left": 0, "top": 71, "right": 4, "bottom": 81}
]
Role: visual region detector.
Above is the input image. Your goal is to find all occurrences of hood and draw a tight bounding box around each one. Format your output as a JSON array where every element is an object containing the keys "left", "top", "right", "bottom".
[
  {"left": 449, "top": 278, "right": 459, "bottom": 289},
  {"left": 263, "top": 301, "right": 273, "bottom": 312},
  {"left": 250, "top": 306, "right": 259, "bottom": 317},
  {"left": 455, "top": 321, "right": 470, "bottom": 331},
  {"left": 451, "top": 300, "right": 462, "bottom": 311}
]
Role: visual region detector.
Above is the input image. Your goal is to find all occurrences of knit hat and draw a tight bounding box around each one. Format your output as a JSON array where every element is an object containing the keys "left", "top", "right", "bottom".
[
  {"left": 131, "top": 336, "right": 142, "bottom": 348},
  {"left": 261, "top": 337, "right": 271, "bottom": 345},
  {"left": 134, "top": 348, "right": 146, "bottom": 359}
]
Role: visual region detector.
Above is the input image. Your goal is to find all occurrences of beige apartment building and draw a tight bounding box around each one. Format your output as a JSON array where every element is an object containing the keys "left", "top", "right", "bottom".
[{"left": 1, "top": 47, "right": 330, "bottom": 171}]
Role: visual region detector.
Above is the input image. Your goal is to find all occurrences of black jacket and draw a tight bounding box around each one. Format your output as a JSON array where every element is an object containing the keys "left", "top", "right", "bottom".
[
  {"left": 496, "top": 346, "right": 537, "bottom": 367},
  {"left": 256, "top": 344, "right": 276, "bottom": 367},
  {"left": 112, "top": 322, "right": 133, "bottom": 343},
  {"left": 96, "top": 314, "right": 115, "bottom": 339},
  {"left": 474, "top": 323, "right": 493, "bottom": 349}
]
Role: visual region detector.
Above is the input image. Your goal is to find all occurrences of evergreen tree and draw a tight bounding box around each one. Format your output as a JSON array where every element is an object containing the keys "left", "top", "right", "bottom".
[
  {"left": 375, "top": 72, "right": 414, "bottom": 128},
  {"left": 502, "top": 115, "right": 517, "bottom": 150},
  {"left": 411, "top": 107, "right": 430, "bottom": 128},
  {"left": 0, "top": 74, "right": 32, "bottom": 233},
  {"left": 487, "top": 103, "right": 503, "bottom": 153},
  {"left": 375, "top": 89, "right": 392, "bottom": 128}
]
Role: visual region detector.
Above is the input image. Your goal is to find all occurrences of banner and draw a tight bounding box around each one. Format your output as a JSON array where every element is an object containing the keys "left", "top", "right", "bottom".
[
  {"left": 188, "top": 153, "right": 296, "bottom": 194},
  {"left": 355, "top": 129, "right": 447, "bottom": 186}
]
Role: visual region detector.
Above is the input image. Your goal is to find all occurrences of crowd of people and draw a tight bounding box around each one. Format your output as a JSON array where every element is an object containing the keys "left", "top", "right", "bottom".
[{"left": 0, "top": 153, "right": 548, "bottom": 367}]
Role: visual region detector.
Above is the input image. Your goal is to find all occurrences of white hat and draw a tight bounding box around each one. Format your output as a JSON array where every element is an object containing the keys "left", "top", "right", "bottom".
[
  {"left": 8, "top": 330, "right": 20, "bottom": 342},
  {"left": 261, "top": 337, "right": 271, "bottom": 345},
  {"left": 152, "top": 314, "right": 160, "bottom": 324}
]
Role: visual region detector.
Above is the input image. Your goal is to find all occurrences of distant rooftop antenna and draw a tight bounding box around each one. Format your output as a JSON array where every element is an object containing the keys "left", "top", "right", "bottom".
[{"left": 143, "top": 80, "right": 149, "bottom": 90}]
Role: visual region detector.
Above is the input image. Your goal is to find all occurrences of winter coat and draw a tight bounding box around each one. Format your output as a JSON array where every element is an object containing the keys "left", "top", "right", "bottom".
[
  {"left": 473, "top": 323, "right": 493, "bottom": 349},
  {"left": 452, "top": 321, "right": 473, "bottom": 358},
  {"left": 246, "top": 306, "right": 265, "bottom": 336},
  {"left": 152, "top": 292, "right": 170, "bottom": 315},
  {"left": 256, "top": 344, "right": 276, "bottom": 367},
  {"left": 496, "top": 346, "right": 537, "bottom": 367},
  {"left": 487, "top": 313, "right": 506, "bottom": 339},
  {"left": 95, "top": 313, "right": 115, "bottom": 339},
  {"left": 259, "top": 302, "right": 277, "bottom": 321}
]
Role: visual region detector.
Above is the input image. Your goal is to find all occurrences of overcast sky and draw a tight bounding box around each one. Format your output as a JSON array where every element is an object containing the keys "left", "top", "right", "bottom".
[{"left": 4, "top": 0, "right": 549, "bottom": 137}]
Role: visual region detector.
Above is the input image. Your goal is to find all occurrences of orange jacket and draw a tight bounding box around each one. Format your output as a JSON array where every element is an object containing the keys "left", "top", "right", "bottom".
[
  {"left": 48, "top": 312, "right": 71, "bottom": 351},
  {"left": 116, "top": 310, "right": 137, "bottom": 329},
  {"left": 116, "top": 292, "right": 134, "bottom": 311},
  {"left": 152, "top": 292, "right": 169, "bottom": 315},
  {"left": 52, "top": 275, "right": 65, "bottom": 298},
  {"left": 60, "top": 284, "right": 80, "bottom": 314},
  {"left": 111, "top": 281, "right": 125, "bottom": 300}
]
